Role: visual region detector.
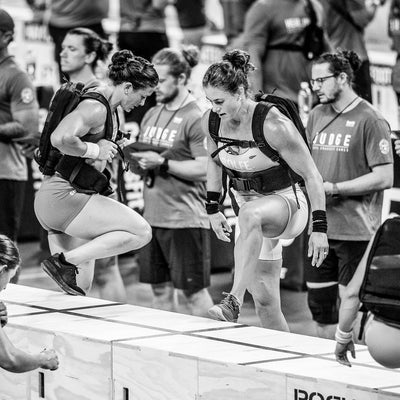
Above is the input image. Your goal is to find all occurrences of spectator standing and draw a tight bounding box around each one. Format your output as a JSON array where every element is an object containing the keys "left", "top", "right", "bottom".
[
  {"left": 241, "top": 0, "right": 326, "bottom": 104},
  {"left": 320, "top": 0, "right": 380, "bottom": 103},
  {"left": 305, "top": 50, "right": 393, "bottom": 339},
  {"left": 27, "top": 0, "right": 109, "bottom": 82},
  {"left": 0, "top": 234, "right": 59, "bottom": 372},
  {"left": 0, "top": 9, "right": 39, "bottom": 283},
  {"left": 124, "top": 46, "right": 213, "bottom": 317},
  {"left": 175, "top": 0, "right": 207, "bottom": 48},
  {"left": 118, "top": 0, "right": 169, "bottom": 130},
  {"left": 58, "top": 27, "right": 127, "bottom": 302}
]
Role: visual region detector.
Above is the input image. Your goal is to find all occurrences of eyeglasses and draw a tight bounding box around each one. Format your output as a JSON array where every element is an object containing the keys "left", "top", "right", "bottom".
[{"left": 310, "top": 74, "right": 337, "bottom": 87}]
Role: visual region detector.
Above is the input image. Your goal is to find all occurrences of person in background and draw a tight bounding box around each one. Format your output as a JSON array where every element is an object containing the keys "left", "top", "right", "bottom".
[
  {"left": 26, "top": 0, "right": 109, "bottom": 82},
  {"left": 34, "top": 50, "right": 158, "bottom": 296},
  {"left": 334, "top": 221, "right": 400, "bottom": 369},
  {"left": 241, "top": 0, "right": 326, "bottom": 104},
  {"left": 175, "top": 0, "right": 207, "bottom": 48},
  {"left": 124, "top": 46, "right": 213, "bottom": 316},
  {"left": 202, "top": 49, "right": 328, "bottom": 329},
  {"left": 58, "top": 27, "right": 127, "bottom": 302},
  {"left": 320, "top": 0, "right": 381, "bottom": 103},
  {"left": 0, "top": 234, "right": 59, "bottom": 372},
  {"left": 305, "top": 50, "right": 393, "bottom": 339},
  {"left": 0, "top": 9, "right": 39, "bottom": 283},
  {"left": 118, "top": 0, "right": 169, "bottom": 131}
]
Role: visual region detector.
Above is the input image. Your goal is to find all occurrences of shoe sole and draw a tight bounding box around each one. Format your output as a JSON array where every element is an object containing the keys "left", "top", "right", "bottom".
[
  {"left": 208, "top": 306, "right": 237, "bottom": 323},
  {"left": 41, "top": 261, "right": 85, "bottom": 296}
]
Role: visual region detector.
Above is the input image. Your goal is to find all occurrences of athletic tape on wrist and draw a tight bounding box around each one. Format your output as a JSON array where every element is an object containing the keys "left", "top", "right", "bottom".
[{"left": 82, "top": 142, "right": 100, "bottom": 159}]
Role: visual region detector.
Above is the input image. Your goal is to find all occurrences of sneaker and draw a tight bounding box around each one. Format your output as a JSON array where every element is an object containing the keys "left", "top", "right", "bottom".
[
  {"left": 41, "top": 253, "right": 85, "bottom": 296},
  {"left": 208, "top": 292, "right": 240, "bottom": 322}
]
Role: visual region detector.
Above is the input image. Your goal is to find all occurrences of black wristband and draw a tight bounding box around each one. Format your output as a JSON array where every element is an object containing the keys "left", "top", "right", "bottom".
[
  {"left": 205, "top": 202, "right": 220, "bottom": 215},
  {"left": 206, "top": 191, "right": 221, "bottom": 202},
  {"left": 159, "top": 158, "right": 169, "bottom": 173},
  {"left": 312, "top": 210, "right": 327, "bottom": 233}
]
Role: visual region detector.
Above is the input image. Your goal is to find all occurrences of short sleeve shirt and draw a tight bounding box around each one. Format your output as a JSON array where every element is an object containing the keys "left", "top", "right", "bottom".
[
  {"left": 0, "top": 56, "right": 38, "bottom": 180},
  {"left": 138, "top": 101, "right": 209, "bottom": 229},
  {"left": 307, "top": 99, "right": 393, "bottom": 240}
]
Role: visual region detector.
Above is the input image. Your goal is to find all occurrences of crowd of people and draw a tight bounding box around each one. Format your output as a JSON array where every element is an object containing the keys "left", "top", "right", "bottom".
[{"left": 1, "top": 0, "right": 400, "bottom": 374}]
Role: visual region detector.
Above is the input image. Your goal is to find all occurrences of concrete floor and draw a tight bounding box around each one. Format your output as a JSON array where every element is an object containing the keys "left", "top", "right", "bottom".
[{"left": 16, "top": 240, "right": 317, "bottom": 338}]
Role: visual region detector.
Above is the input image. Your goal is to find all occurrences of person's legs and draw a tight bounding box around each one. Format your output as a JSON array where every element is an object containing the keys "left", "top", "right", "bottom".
[
  {"left": 47, "top": 233, "right": 95, "bottom": 292},
  {"left": 92, "top": 256, "right": 127, "bottom": 303},
  {"left": 170, "top": 228, "right": 213, "bottom": 317},
  {"left": 0, "top": 180, "right": 26, "bottom": 284},
  {"left": 140, "top": 228, "right": 176, "bottom": 311},
  {"left": 248, "top": 257, "right": 289, "bottom": 331},
  {"left": 43, "top": 195, "right": 151, "bottom": 295}
]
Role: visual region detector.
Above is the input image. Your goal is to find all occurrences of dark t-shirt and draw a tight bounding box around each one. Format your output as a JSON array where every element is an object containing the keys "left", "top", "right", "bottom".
[{"left": 307, "top": 99, "right": 393, "bottom": 240}]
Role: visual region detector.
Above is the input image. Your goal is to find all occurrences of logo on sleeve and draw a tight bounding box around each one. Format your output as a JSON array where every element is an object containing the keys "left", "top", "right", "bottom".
[
  {"left": 21, "top": 88, "right": 34, "bottom": 104},
  {"left": 379, "top": 139, "right": 390, "bottom": 155}
]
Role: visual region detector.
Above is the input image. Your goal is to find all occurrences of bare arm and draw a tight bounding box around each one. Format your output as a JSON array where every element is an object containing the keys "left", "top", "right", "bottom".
[
  {"left": 265, "top": 108, "right": 326, "bottom": 213},
  {"left": 0, "top": 107, "right": 39, "bottom": 143},
  {"left": 50, "top": 99, "right": 117, "bottom": 160},
  {"left": 265, "top": 108, "right": 328, "bottom": 266},
  {"left": 0, "top": 327, "right": 58, "bottom": 373},
  {"left": 201, "top": 111, "right": 231, "bottom": 242},
  {"left": 325, "top": 164, "right": 393, "bottom": 196}
]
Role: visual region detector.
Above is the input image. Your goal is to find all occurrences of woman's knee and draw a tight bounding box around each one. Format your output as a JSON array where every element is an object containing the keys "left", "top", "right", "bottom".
[{"left": 238, "top": 204, "right": 262, "bottom": 233}]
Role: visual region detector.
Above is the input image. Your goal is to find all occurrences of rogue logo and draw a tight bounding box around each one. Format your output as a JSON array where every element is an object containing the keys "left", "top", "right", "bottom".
[{"left": 294, "top": 389, "right": 355, "bottom": 400}]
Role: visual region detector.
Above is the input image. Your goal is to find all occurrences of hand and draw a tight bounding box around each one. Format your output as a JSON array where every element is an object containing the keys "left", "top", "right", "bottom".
[
  {"left": 335, "top": 341, "right": 356, "bottom": 367},
  {"left": 39, "top": 349, "right": 59, "bottom": 371},
  {"left": 97, "top": 139, "right": 118, "bottom": 162},
  {"left": 130, "top": 151, "right": 163, "bottom": 170},
  {"left": 308, "top": 232, "right": 329, "bottom": 267},
  {"left": 209, "top": 212, "right": 232, "bottom": 242},
  {"left": 395, "top": 139, "right": 400, "bottom": 157},
  {"left": 0, "top": 301, "right": 8, "bottom": 327},
  {"left": 21, "top": 144, "right": 38, "bottom": 159}
]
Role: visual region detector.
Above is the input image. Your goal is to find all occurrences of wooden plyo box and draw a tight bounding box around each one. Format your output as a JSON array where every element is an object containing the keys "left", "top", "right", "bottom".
[{"left": 1, "top": 285, "right": 400, "bottom": 400}]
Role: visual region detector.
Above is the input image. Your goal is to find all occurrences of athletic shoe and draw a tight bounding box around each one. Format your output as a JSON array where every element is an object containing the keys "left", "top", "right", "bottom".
[
  {"left": 208, "top": 292, "right": 240, "bottom": 322},
  {"left": 41, "top": 253, "right": 85, "bottom": 296}
]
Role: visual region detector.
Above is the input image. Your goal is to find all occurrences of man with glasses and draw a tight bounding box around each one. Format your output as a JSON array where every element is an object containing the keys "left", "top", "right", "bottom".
[
  {"left": 305, "top": 49, "right": 393, "bottom": 339},
  {"left": 0, "top": 9, "right": 39, "bottom": 283}
]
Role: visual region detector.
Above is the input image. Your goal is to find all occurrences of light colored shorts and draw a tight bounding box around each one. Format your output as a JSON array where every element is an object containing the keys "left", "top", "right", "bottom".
[{"left": 233, "top": 185, "right": 309, "bottom": 260}]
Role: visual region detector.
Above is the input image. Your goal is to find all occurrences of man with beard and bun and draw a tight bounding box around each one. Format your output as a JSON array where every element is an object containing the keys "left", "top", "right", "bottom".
[
  {"left": 124, "top": 46, "right": 213, "bottom": 317},
  {"left": 305, "top": 50, "right": 393, "bottom": 339}
]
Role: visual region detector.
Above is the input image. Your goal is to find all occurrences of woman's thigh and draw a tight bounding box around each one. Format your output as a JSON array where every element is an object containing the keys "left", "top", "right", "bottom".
[
  {"left": 239, "top": 194, "right": 291, "bottom": 237},
  {"left": 65, "top": 195, "right": 149, "bottom": 240}
]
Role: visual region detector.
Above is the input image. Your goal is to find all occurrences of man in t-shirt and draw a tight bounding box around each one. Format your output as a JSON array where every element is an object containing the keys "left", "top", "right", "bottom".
[
  {"left": 124, "top": 46, "right": 213, "bottom": 317},
  {"left": 241, "top": 0, "right": 327, "bottom": 104},
  {"left": 305, "top": 50, "right": 393, "bottom": 339},
  {"left": 0, "top": 9, "right": 39, "bottom": 282}
]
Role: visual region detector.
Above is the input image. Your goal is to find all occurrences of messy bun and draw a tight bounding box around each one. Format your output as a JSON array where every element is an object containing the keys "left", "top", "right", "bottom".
[
  {"left": 202, "top": 49, "right": 254, "bottom": 94},
  {"left": 222, "top": 49, "right": 255, "bottom": 76},
  {"left": 108, "top": 50, "right": 159, "bottom": 90}
]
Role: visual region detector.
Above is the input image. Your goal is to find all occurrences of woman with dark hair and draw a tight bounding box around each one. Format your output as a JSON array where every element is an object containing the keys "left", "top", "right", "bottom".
[
  {"left": 202, "top": 49, "right": 328, "bottom": 330},
  {"left": 0, "top": 235, "right": 59, "bottom": 372},
  {"left": 60, "top": 27, "right": 113, "bottom": 84},
  {"left": 34, "top": 50, "right": 159, "bottom": 297}
]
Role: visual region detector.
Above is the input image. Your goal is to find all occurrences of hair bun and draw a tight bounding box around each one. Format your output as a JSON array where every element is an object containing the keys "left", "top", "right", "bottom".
[
  {"left": 222, "top": 49, "right": 255, "bottom": 75},
  {"left": 110, "top": 50, "right": 134, "bottom": 73},
  {"left": 181, "top": 45, "right": 200, "bottom": 68}
]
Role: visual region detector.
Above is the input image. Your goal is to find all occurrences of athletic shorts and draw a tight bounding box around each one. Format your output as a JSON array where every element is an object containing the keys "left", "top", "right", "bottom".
[
  {"left": 233, "top": 185, "right": 309, "bottom": 259},
  {"left": 34, "top": 175, "right": 91, "bottom": 234},
  {"left": 139, "top": 227, "right": 211, "bottom": 294},
  {"left": 305, "top": 239, "right": 369, "bottom": 286}
]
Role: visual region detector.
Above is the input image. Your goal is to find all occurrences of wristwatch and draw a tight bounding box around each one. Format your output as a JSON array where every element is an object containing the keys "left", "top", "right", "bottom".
[{"left": 159, "top": 157, "right": 169, "bottom": 173}]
